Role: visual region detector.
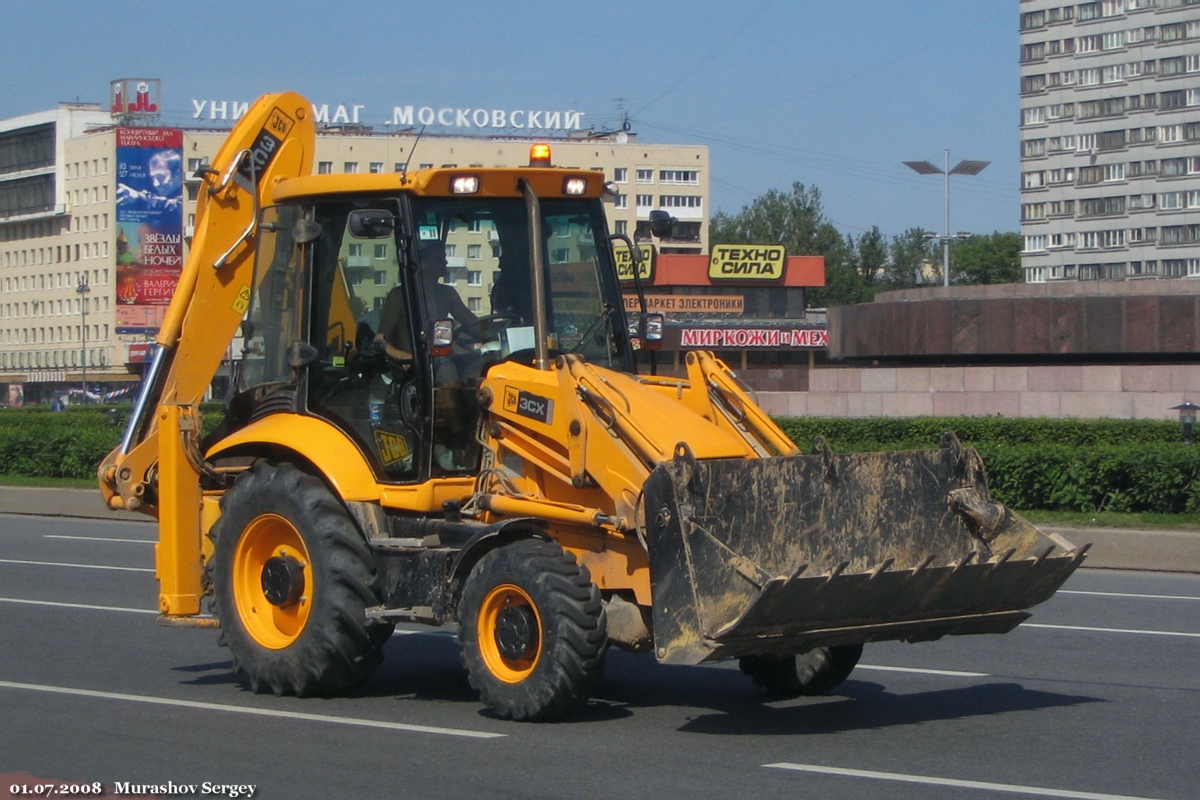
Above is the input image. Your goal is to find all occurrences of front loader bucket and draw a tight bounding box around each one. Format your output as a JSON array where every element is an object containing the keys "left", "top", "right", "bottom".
[{"left": 642, "top": 433, "right": 1087, "bottom": 665}]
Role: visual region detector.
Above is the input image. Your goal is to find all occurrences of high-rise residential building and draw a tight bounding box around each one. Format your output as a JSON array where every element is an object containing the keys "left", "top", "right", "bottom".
[
  {"left": 0, "top": 101, "right": 708, "bottom": 403},
  {"left": 1019, "top": 0, "right": 1200, "bottom": 282}
]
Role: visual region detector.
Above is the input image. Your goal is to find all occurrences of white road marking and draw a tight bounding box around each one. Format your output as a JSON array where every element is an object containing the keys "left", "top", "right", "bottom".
[
  {"left": 0, "top": 680, "right": 505, "bottom": 740},
  {"left": 0, "top": 558, "right": 153, "bottom": 573},
  {"left": 1059, "top": 589, "right": 1200, "bottom": 602},
  {"left": 856, "top": 664, "right": 989, "bottom": 677},
  {"left": 765, "top": 762, "right": 1165, "bottom": 800},
  {"left": 43, "top": 535, "right": 154, "bottom": 544},
  {"left": 1023, "top": 622, "right": 1200, "bottom": 639},
  {"left": 0, "top": 596, "right": 156, "bottom": 614}
]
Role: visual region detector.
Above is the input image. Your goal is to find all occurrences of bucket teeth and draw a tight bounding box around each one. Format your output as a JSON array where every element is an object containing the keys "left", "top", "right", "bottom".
[
  {"left": 867, "top": 558, "right": 895, "bottom": 581},
  {"left": 953, "top": 551, "right": 977, "bottom": 571}
]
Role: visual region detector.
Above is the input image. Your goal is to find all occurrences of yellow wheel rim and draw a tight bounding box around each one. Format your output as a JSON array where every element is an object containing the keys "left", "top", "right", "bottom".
[
  {"left": 478, "top": 584, "right": 542, "bottom": 683},
  {"left": 232, "top": 514, "right": 313, "bottom": 650}
]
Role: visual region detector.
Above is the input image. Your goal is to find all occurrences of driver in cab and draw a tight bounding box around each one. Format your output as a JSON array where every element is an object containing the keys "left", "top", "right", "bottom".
[{"left": 374, "top": 239, "right": 477, "bottom": 368}]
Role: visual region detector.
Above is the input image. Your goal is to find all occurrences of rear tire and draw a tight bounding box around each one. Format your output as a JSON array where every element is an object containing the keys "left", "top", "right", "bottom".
[
  {"left": 458, "top": 539, "right": 607, "bottom": 721},
  {"left": 208, "top": 462, "right": 392, "bottom": 696},
  {"left": 739, "top": 644, "right": 863, "bottom": 697}
]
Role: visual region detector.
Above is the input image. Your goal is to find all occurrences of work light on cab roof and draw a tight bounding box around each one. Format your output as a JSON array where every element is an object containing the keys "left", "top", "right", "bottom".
[
  {"left": 529, "top": 143, "right": 552, "bottom": 167},
  {"left": 451, "top": 175, "right": 480, "bottom": 194}
]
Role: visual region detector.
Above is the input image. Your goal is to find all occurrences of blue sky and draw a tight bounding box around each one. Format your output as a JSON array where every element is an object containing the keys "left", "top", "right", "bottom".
[{"left": 1, "top": 0, "right": 1019, "bottom": 240}]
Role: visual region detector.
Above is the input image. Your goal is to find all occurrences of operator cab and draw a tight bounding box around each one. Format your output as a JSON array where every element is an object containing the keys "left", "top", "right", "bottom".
[{"left": 230, "top": 168, "right": 634, "bottom": 484}]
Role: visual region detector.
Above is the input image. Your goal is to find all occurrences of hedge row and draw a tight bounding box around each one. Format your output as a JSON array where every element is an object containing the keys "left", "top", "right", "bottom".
[
  {"left": 771, "top": 416, "right": 1200, "bottom": 514},
  {"left": 975, "top": 443, "right": 1200, "bottom": 514},
  {"left": 0, "top": 404, "right": 225, "bottom": 480},
  {"left": 4, "top": 407, "right": 1198, "bottom": 513}
]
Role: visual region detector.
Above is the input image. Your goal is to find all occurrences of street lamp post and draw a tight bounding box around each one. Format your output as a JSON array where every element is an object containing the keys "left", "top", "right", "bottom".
[
  {"left": 903, "top": 151, "right": 990, "bottom": 287},
  {"left": 77, "top": 277, "right": 90, "bottom": 404},
  {"left": 1171, "top": 401, "right": 1200, "bottom": 446}
]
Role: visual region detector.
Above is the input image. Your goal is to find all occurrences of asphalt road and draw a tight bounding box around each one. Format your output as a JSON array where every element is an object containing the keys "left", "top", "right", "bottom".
[{"left": 1, "top": 513, "right": 1198, "bottom": 800}]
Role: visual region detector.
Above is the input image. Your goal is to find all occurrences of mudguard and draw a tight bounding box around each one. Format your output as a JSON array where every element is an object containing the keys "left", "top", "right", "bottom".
[{"left": 643, "top": 433, "right": 1087, "bottom": 664}]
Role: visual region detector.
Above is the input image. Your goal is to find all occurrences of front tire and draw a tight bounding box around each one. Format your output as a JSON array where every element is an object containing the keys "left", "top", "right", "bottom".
[
  {"left": 209, "top": 462, "right": 392, "bottom": 696},
  {"left": 458, "top": 539, "right": 607, "bottom": 721},
  {"left": 739, "top": 644, "right": 863, "bottom": 697}
]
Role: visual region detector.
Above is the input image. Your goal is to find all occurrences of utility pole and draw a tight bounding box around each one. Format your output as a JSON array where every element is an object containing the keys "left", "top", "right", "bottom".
[{"left": 903, "top": 151, "right": 990, "bottom": 287}]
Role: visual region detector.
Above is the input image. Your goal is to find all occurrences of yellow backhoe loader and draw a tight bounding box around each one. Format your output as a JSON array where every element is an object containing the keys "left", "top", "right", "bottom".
[{"left": 99, "top": 92, "right": 1086, "bottom": 721}]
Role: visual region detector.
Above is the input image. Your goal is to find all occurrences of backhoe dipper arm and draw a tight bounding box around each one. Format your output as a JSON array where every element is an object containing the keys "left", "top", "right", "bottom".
[{"left": 97, "top": 93, "right": 315, "bottom": 617}]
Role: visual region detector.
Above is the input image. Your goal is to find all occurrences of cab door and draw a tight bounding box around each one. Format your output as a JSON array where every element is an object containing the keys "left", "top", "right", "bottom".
[{"left": 304, "top": 198, "right": 429, "bottom": 482}]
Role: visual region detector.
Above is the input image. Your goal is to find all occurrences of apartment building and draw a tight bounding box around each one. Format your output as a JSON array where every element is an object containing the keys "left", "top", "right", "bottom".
[
  {"left": 1019, "top": 0, "right": 1200, "bottom": 281},
  {"left": 0, "top": 105, "right": 708, "bottom": 402}
]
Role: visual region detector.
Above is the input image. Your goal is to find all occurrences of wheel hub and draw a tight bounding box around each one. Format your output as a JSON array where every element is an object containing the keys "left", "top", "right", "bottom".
[
  {"left": 261, "top": 554, "right": 306, "bottom": 608},
  {"left": 494, "top": 604, "right": 539, "bottom": 660}
]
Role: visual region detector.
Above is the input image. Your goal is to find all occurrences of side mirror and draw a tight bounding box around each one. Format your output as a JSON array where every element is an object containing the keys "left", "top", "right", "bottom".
[
  {"left": 291, "top": 219, "right": 323, "bottom": 243},
  {"left": 626, "top": 312, "right": 664, "bottom": 352},
  {"left": 430, "top": 319, "right": 454, "bottom": 357},
  {"left": 648, "top": 209, "right": 674, "bottom": 239},
  {"left": 348, "top": 209, "right": 396, "bottom": 239}
]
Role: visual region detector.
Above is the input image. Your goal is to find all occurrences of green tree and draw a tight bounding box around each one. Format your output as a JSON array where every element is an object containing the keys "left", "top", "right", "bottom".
[
  {"left": 888, "top": 227, "right": 935, "bottom": 289},
  {"left": 951, "top": 231, "right": 1022, "bottom": 285},
  {"left": 851, "top": 226, "right": 889, "bottom": 285}
]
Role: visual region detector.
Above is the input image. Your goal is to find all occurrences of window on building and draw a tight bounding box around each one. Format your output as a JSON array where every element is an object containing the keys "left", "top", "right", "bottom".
[
  {"left": 1023, "top": 234, "right": 1048, "bottom": 253},
  {"left": 369, "top": 162, "right": 383, "bottom": 173},
  {"left": 613, "top": 167, "right": 627, "bottom": 183},
  {"left": 659, "top": 170, "right": 699, "bottom": 185},
  {"left": 467, "top": 244, "right": 482, "bottom": 260},
  {"left": 1022, "top": 202, "right": 1047, "bottom": 221},
  {"left": 467, "top": 270, "right": 482, "bottom": 287},
  {"left": 317, "top": 161, "right": 332, "bottom": 174},
  {"left": 1159, "top": 191, "right": 1183, "bottom": 209},
  {"left": 614, "top": 194, "right": 628, "bottom": 209},
  {"left": 636, "top": 193, "right": 654, "bottom": 208},
  {"left": 374, "top": 244, "right": 388, "bottom": 259},
  {"left": 343, "top": 162, "right": 358, "bottom": 174},
  {"left": 1021, "top": 74, "right": 1047, "bottom": 94},
  {"left": 636, "top": 169, "right": 653, "bottom": 183},
  {"left": 658, "top": 195, "right": 702, "bottom": 209},
  {"left": 1161, "top": 23, "right": 1185, "bottom": 42}
]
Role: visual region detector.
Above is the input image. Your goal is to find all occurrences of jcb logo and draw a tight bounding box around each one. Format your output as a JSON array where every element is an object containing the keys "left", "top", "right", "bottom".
[
  {"left": 267, "top": 108, "right": 294, "bottom": 137},
  {"left": 503, "top": 387, "right": 521, "bottom": 413},
  {"left": 503, "top": 388, "right": 554, "bottom": 425},
  {"left": 373, "top": 430, "right": 411, "bottom": 466}
]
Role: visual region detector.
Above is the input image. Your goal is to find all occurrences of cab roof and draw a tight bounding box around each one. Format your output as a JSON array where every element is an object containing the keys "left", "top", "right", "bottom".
[{"left": 272, "top": 165, "right": 608, "bottom": 203}]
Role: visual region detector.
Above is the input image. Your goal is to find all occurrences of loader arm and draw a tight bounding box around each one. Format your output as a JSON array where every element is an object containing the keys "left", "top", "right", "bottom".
[{"left": 97, "top": 93, "right": 315, "bottom": 615}]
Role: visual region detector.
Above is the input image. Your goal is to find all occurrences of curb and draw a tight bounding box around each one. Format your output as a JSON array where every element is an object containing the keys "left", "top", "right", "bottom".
[
  {"left": 0, "top": 487, "right": 119, "bottom": 520},
  {"left": 1042, "top": 526, "right": 1200, "bottom": 574},
  {"left": 1, "top": 487, "right": 1198, "bottom": 573}
]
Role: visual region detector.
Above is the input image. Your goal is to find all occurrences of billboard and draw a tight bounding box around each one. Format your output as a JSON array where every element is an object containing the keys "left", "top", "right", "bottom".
[
  {"left": 111, "top": 79, "right": 161, "bottom": 119},
  {"left": 708, "top": 245, "right": 786, "bottom": 282},
  {"left": 114, "top": 127, "right": 184, "bottom": 334}
]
